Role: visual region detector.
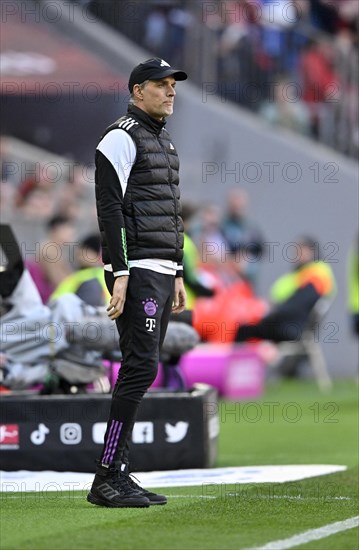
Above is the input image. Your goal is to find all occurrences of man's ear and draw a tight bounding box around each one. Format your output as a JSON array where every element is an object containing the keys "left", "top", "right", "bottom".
[{"left": 133, "top": 84, "right": 143, "bottom": 101}]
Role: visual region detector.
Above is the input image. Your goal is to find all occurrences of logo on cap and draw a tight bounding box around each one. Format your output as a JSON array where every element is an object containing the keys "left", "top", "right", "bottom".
[{"left": 160, "top": 59, "right": 170, "bottom": 67}]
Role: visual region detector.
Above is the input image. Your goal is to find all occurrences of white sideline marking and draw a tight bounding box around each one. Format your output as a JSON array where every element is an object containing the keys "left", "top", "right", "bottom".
[
  {"left": 2, "top": 494, "right": 351, "bottom": 502},
  {"left": 0, "top": 465, "right": 346, "bottom": 492},
  {"left": 226, "top": 494, "right": 352, "bottom": 501},
  {"left": 245, "top": 516, "right": 359, "bottom": 550},
  {"left": 1, "top": 494, "right": 216, "bottom": 500}
]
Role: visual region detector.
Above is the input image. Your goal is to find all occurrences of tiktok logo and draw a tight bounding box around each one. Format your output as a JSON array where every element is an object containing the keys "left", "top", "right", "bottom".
[
  {"left": 146, "top": 318, "right": 156, "bottom": 332},
  {"left": 30, "top": 423, "right": 50, "bottom": 445}
]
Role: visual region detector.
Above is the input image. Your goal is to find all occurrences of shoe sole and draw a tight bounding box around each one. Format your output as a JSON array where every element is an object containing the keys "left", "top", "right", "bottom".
[
  {"left": 148, "top": 499, "right": 167, "bottom": 506},
  {"left": 87, "top": 492, "right": 150, "bottom": 508}
]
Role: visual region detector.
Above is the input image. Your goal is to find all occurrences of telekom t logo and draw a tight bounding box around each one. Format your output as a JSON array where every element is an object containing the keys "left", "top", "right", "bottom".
[{"left": 146, "top": 318, "right": 156, "bottom": 332}]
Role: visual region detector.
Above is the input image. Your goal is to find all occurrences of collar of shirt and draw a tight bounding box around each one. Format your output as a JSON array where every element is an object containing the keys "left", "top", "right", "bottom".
[{"left": 127, "top": 104, "right": 166, "bottom": 135}]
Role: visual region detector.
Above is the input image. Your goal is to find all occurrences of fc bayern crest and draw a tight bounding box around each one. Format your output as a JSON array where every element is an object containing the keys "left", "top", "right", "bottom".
[{"left": 142, "top": 298, "right": 158, "bottom": 317}]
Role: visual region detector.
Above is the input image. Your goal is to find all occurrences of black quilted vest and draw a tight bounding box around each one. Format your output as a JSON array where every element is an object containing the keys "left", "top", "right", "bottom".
[{"left": 96, "top": 104, "right": 184, "bottom": 264}]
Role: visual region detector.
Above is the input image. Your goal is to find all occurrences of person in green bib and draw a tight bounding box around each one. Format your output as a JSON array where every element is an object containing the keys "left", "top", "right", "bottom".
[
  {"left": 348, "top": 234, "right": 359, "bottom": 337},
  {"left": 50, "top": 234, "right": 110, "bottom": 307},
  {"left": 181, "top": 203, "right": 215, "bottom": 310}
]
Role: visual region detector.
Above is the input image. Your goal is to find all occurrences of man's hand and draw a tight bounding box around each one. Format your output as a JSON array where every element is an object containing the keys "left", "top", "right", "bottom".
[
  {"left": 172, "top": 277, "right": 187, "bottom": 314},
  {"left": 107, "top": 275, "right": 129, "bottom": 320}
]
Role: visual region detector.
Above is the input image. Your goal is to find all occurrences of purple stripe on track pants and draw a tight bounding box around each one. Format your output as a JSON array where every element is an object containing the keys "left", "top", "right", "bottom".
[{"left": 102, "top": 420, "right": 122, "bottom": 464}]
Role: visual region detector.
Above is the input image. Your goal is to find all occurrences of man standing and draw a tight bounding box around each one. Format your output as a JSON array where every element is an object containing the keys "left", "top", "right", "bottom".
[{"left": 87, "top": 58, "right": 187, "bottom": 508}]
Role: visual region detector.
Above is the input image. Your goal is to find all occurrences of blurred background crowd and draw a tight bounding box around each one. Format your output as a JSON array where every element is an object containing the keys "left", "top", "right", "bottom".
[
  {"left": 0, "top": 159, "right": 266, "bottom": 306},
  {"left": 0, "top": 0, "right": 358, "bottom": 383},
  {"left": 88, "top": 0, "right": 359, "bottom": 157}
]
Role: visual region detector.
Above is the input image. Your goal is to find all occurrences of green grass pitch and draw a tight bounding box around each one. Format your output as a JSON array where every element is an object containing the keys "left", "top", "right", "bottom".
[{"left": 1, "top": 380, "right": 358, "bottom": 550}]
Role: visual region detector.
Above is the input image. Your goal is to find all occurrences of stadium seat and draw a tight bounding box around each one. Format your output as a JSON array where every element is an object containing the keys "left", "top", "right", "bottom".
[{"left": 274, "top": 298, "right": 333, "bottom": 391}]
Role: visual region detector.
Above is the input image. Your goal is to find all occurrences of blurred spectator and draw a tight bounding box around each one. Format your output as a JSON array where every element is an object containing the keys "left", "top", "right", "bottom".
[
  {"left": 216, "top": 1, "right": 265, "bottom": 109},
  {"left": 26, "top": 215, "right": 75, "bottom": 303},
  {"left": 143, "top": 5, "right": 193, "bottom": 67},
  {"left": 220, "top": 189, "right": 264, "bottom": 286},
  {"left": 57, "top": 180, "right": 80, "bottom": 220},
  {"left": 260, "top": 76, "right": 311, "bottom": 134},
  {"left": 309, "top": 0, "right": 341, "bottom": 35},
  {"left": 190, "top": 203, "right": 225, "bottom": 267},
  {"left": 299, "top": 39, "right": 340, "bottom": 102},
  {"left": 171, "top": 248, "right": 267, "bottom": 344},
  {"left": 190, "top": 202, "right": 239, "bottom": 291},
  {"left": 50, "top": 233, "right": 110, "bottom": 307},
  {"left": 259, "top": 0, "right": 299, "bottom": 67},
  {"left": 57, "top": 165, "right": 96, "bottom": 224},
  {"left": 144, "top": 7, "right": 168, "bottom": 57},
  {"left": 337, "top": 1, "right": 359, "bottom": 45},
  {"left": 334, "top": 27, "right": 359, "bottom": 155},
  {"left": 14, "top": 164, "right": 56, "bottom": 221},
  {"left": 181, "top": 203, "right": 215, "bottom": 309},
  {"left": 347, "top": 233, "right": 359, "bottom": 337},
  {"left": 191, "top": 277, "right": 267, "bottom": 344},
  {"left": 235, "top": 236, "right": 336, "bottom": 343},
  {"left": 298, "top": 38, "right": 341, "bottom": 136},
  {"left": 166, "top": 7, "right": 193, "bottom": 67},
  {"left": 16, "top": 187, "right": 55, "bottom": 220}
]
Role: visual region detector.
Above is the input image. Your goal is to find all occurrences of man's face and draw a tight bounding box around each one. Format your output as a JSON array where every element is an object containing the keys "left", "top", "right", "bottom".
[
  {"left": 297, "top": 243, "right": 315, "bottom": 265},
  {"left": 135, "top": 77, "right": 176, "bottom": 120}
]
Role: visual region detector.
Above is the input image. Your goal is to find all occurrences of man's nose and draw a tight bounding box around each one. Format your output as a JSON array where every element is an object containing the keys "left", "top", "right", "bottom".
[{"left": 168, "top": 86, "right": 176, "bottom": 96}]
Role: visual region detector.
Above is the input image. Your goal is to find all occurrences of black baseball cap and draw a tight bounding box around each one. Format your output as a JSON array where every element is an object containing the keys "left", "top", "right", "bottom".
[{"left": 128, "top": 57, "right": 187, "bottom": 93}]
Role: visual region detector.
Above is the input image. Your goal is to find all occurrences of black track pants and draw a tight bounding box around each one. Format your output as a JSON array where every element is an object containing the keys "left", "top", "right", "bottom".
[{"left": 99, "top": 268, "right": 175, "bottom": 466}]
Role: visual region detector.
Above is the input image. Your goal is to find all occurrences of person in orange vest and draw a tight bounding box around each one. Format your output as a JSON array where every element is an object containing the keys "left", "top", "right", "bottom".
[
  {"left": 171, "top": 248, "right": 268, "bottom": 343},
  {"left": 234, "top": 236, "right": 336, "bottom": 343}
]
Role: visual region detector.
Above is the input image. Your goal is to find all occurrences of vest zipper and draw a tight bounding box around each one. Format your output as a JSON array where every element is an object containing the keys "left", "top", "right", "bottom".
[{"left": 158, "top": 136, "right": 180, "bottom": 253}]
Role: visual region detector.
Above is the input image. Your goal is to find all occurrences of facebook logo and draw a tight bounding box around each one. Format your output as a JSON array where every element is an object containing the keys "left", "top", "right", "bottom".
[{"left": 132, "top": 422, "right": 154, "bottom": 444}]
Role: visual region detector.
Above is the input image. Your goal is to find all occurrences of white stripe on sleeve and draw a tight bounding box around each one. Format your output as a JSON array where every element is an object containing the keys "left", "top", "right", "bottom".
[{"left": 97, "top": 128, "right": 136, "bottom": 197}]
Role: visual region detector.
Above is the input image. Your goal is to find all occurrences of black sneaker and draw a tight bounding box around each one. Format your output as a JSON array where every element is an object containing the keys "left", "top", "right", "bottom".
[
  {"left": 87, "top": 464, "right": 150, "bottom": 508},
  {"left": 127, "top": 475, "right": 167, "bottom": 506},
  {"left": 120, "top": 464, "right": 167, "bottom": 506}
]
